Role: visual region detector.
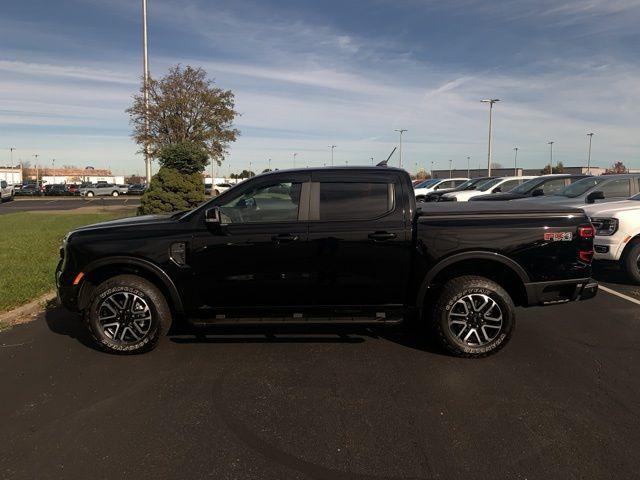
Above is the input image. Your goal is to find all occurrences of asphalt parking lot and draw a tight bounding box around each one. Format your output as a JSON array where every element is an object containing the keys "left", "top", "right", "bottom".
[
  {"left": 0, "top": 197, "right": 141, "bottom": 214},
  {"left": 1, "top": 278, "right": 638, "bottom": 479}
]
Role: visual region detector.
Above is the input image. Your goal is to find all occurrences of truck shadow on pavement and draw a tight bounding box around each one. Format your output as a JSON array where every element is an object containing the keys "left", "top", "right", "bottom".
[{"left": 44, "top": 306, "right": 442, "bottom": 355}]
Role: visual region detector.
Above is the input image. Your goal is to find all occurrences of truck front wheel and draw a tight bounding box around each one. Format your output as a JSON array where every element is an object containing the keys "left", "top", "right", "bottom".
[
  {"left": 85, "top": 275, "right": 171, "bottom": 354},
  {"left": 430, "top": 275, "right": 515, "bottom": 358},
  {"left": 622, "top": 240, "right": 640, "bottom": 284}
]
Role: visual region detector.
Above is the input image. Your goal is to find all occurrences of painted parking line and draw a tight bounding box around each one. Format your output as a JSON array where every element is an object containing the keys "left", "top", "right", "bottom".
[{"left": 599, "top": 285, "right": 640, "bottom": 306}]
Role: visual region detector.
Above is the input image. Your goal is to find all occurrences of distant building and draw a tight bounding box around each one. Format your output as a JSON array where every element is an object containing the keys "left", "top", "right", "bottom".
[
  {"left": 0, "top": 166, "right": 22, "bottom": 184},
  {"left": 23, "top": 167, "right": 123, "bottom": 184}
]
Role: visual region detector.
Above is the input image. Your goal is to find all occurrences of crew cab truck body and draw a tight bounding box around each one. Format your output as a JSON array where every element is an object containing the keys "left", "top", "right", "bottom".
[
  {"left": 57, "top": 167, "right": 597, "bottom": 357},
  {"left": 584, "top": 195, "right": 640, "bottom": 283}
]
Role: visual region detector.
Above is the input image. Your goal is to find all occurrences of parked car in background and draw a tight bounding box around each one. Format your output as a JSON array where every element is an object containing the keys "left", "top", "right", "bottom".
[
  {"left": 127, "top": 183, "right": 147, "bottom": 195},
  {"left": 205, "top": 182, "right": 233, "bottom": 196},
  {"left": 442, "top": 176, "right": 536, "bottom": 202},
  {"left": 79, "top": 183, "right": 129, "bottom": 197},
  {"left": 516, "top": 174, "right": 640, "bottom": 208},
  {"left": 0, "top": 180, "right": 14, "bottom": 202},
  {"left": 470, "top": 174, "right": 588, "bottom": 202},
  {"left": 57, "top": 167, "right": 597, "bottom": 357},
  {"left": 67, "top": 184, "right": 80, "bottom": 195},
  {"left": 414, "top": 178, "right": 469, "bottom": 201},
  {"left": 45, "top": 184, "right": 71, "bottom": 196},
  {"left": 15, "top": 183, "right": 42, "bottom": 196},
  {"left": 421, "top": 177, "right": 496, "bottom": 202},
  {"left": 583, "top": 194, "right": 640, "bottom": 284}
]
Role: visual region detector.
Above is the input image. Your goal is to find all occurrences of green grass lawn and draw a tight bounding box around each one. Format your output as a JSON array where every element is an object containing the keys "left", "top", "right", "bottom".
[{"left": 0, "top": 211, "right": 127, "bottom": 312}]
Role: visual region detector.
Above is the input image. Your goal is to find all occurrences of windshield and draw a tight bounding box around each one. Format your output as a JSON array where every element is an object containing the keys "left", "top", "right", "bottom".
[
  {"left": 415, "top": 179, "right": 439, "bottom": 188},
  {"left": 478, "top": 178, "right": 502, "bottom": 192},
  {"left": 554, "top": 176, "right": 605, "bottom": 198},
  {"left": 510, "top": 178, "right": 543, "bottom": 194},
  {"left": 455, "top": 179, "right": 480, "bottom": 190}
]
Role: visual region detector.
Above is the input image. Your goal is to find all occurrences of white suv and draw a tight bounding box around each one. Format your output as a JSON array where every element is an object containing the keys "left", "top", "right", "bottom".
[
  {"left": 583, "top": 195, "right": 640, "bottom": 283},
  {"left": 414, "top": 178, "right": 468, "bottom": 201},
  {"left": 442, "top": 176, "right": 535, "bottom": 202},
  {"left": 0, "top": 180, "right": 14, "bottom": 202}
]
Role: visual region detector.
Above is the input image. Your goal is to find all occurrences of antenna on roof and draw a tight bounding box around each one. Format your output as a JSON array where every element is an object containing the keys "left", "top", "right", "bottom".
[{"left": 377, "top": 147, "right": 397, "bottom": 167}]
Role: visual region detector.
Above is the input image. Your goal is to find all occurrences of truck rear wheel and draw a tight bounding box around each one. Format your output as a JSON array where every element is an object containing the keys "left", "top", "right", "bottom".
[
  {"left": 430, "top": 275, "right": 515, "bottom": 358},
  {"left": 85, "top": 275, "right": 171, "bottom": 354},
  {"left": 622, "top": 240, "right": 640, "bottom": 284}
]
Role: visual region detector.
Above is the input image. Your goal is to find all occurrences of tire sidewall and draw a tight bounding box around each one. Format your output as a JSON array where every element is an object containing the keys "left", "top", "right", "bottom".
[
  {"left": 439, "top": 284, "right": 514, "bottom": 356},
  {"left": 624, "top": 241, "right": 640, "bottom": 284},
  {"left": 88, "top": 283, "right": 162, "bottom": 353}
]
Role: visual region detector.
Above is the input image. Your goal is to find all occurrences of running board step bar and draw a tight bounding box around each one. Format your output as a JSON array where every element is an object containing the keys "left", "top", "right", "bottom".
[{"left": 189, "top": 313, "right": 403, "bottom": 326}]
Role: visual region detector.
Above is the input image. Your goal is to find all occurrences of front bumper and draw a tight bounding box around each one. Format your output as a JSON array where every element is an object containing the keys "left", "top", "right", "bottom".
[
  {"left": 524, "top": 278, "right": 598, "bottom": 306},
  {"left": 593, "top": 235, "right": 626, "bottom": 261}
]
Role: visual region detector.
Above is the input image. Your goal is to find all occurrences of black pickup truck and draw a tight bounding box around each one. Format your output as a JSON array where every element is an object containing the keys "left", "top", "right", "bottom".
[{"left": 56, "top": 167, "right": 598, "bottom": 357}]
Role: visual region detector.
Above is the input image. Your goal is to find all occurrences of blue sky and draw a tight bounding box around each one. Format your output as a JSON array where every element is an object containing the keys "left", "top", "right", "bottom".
[{"left": 1, "top": 0, "right": 639, "bottom": 175}]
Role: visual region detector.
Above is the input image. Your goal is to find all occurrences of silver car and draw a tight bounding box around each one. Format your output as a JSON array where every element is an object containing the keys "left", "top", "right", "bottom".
[{"left": 79, "top": 183, "right": 129, "bottom": 197}]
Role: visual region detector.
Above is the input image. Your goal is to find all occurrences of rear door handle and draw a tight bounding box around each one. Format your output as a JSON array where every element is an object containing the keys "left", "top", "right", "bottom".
[
  {"left": 368, "top": 231, "right": 397, "bottom": 242},
  {"left": 272, "top": 233, "right": 299, "bottom": 244}
]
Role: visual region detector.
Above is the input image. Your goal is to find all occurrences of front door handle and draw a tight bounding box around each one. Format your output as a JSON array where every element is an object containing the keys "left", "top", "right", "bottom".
[
  {"left": 368, "top": 231, "right": 397, "bottom": 242},
  {"left": 272, "top": 233, "right": 299, "bottom": 244}
]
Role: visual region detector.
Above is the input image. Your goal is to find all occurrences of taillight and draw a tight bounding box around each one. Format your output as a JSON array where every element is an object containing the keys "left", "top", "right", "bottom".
[
  {"left": 578, "top": 225, "right": 595, "bottom": 238},
  {"left": 579, "top": 250, "right": 594, "bottom": 263}
]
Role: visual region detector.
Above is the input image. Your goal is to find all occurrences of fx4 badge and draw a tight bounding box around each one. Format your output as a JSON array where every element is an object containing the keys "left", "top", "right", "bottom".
[{"left": 544, "top": 232, "right": 573, "bottom": 242}]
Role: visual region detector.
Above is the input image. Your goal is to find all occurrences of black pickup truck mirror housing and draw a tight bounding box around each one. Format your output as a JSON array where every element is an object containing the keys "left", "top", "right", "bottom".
[
  {"left": 531, "top": 188, "right": 544, "bottom": 197},
  {"left": 586, "top": 190, "right": 605, "bottom": 204},
  {"left": 205, "top": 207, "right": 222, "bottom": 224}
]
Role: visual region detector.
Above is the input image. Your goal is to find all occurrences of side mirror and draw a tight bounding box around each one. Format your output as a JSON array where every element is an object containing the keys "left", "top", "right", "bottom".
[
  {"left": 532, "top": 188, "right": 544, "bottom": 197},
  {"left": 492, "top": 187, "right": 502, "bottom": 193},
  {"left": 205, "top": 207, "right": 221, "bottom": 224},
  {"left": 586, "top": 191, "right": 605, "bottom": 204}
]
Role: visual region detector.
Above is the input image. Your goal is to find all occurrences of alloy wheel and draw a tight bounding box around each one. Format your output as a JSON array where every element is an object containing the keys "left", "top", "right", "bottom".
[
  {"left": 98, "top": 292, "right": 152, "bottom": 343},
  {"left": 447, "top": 293, "right": 503, "bottom": 346}
]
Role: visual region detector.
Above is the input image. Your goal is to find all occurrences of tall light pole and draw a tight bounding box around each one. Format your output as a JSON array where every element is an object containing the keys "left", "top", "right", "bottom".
[
  {"left": 293, "top": 152, "right": 297, "bottom": 168},
  {"left": 513, "top": 147, "right": 519, "bottom": 176},
  {"left": 430, "top": 160, "right": 437, "bottom": 178},
  {"left": 481, "top": 99, "right": 500, "bottom": 176},
  {"left": 142, "top": 0, "right": 152, "bottom": 184},
  {"left": 52, "top": 159, "right": 56, "bottom": 184},
  {"left": 370, "top": 157, "right": 374, "bottom": 165},
  {"left": 33, "top": 154, "right": 39, "bottom": 185},
  {"left": 466, "top": 156, "right": 470, "bottom": 178},
  {"left": 587, "top": 133, "right": 594, "bottom": 174},
  {"left": 9, "top": 147, "right": 15, "bottom": 166},
  {"left": 394, "top": 129, "right": 407, "bottom": 168},
  {"left": 268, "top": 158, "right": 272, "bottom": 171},
  {"left": 328, "top": 145, "right": 336, "bottom": 166},
  {"left": 548, "top": 141, "right": 554, "bottom": 173},
  {"left": 448, "top": 159, "right": 453, "bottom": 178}
]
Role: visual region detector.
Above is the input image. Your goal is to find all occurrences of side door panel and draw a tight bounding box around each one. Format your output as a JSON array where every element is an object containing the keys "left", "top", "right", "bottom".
[{"left": 307, "top": 171, "right": 412, "bottom": 309}]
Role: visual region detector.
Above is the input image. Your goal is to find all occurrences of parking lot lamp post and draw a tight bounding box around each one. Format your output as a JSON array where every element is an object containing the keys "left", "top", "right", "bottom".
[
  {"left": 371, "top": 157, "right": 374, "bottom": 165},
  {"left": 430, "top": 160, "right": 437, "bottom": 178},
  {"left": 33, "top": 154, "right": 39, "bottom": 184},
  {"left": 268, "top": 158, "right": 271, "bottom": 171},
  {"left": 293, "top": 152, "right": 297, "bottom": 168},
  {"left": 10, "top": 147, "right": 15, "bottom": 166},
  {"left": 466, "top": 156, "right": 470, "bottom": 178},
  {"left": 394, "top": 129, "right": 407, "bottom": 168},
  {"left": 449, "top": 159, "right": 453, "bottom": 178},
  {"left": 52, "top": 159, "right": 56, "bottom": 184},
  {"left": 587, "top": 133, "right": 594, "bottom": 174},
  {"left": 329, "top": 145, "right": 336, "bottom": 166},
  {"left": 548, "top": 141, "right": 554, "bottom": 173},
  {"left": 142, "top": 0, "right": 152, "bottom": 184},
  {"left": 481, "top": 99, "right": 499, "bottom": 176},
  {"left": 513, "top": 147, "right": 518, "bottom": 176}
]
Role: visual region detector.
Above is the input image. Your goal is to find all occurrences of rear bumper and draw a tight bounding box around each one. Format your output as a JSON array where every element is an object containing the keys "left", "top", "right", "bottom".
[{"left": 524, "top": 278, "right": 598, "bottom": 306}]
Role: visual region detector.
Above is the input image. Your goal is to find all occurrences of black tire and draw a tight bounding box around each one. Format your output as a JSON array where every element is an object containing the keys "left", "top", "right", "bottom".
[
  {"left": 85, "top": 274, "right": 171, "bottom": 354},
  {"left": 622, "top": 240, "right": 640, "bottom": 284},
  {"left": 429, "top": 275, "right": 515, "bottom": 358}
]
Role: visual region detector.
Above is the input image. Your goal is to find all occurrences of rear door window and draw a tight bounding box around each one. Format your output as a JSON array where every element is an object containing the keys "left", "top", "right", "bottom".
[
  {"left": 542, "top": 178, "right": 567, "bottom": 194},
  {"left": 600, "top": 179, "right": 631, "bottom": 198},
  {"left": 319, "top": 182, "right": 393, "bottom": 221},
  {"left": 498, "top": 179, "right": 521, "bottom": 192}
]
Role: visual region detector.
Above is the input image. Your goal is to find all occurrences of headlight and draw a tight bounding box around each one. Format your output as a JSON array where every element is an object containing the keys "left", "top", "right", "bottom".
[{"left": 590, "top": 217, "right": 618, "bottom": 236}]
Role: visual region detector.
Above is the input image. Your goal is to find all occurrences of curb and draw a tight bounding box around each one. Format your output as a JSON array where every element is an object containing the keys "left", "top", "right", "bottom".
[{"left": 0, "top": 291, "right": 57, "bottom": 328}]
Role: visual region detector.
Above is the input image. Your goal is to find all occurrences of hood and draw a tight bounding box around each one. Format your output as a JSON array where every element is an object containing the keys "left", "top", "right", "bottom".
[
  {"left": 583, "top": 200, "right": 640, "bottom": 217},
  {"left": 71, "top": 213, "right": 179, "bottom": 234},
  {"left": 470, "top": 192, "right": 527, "bottom": 201}
]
